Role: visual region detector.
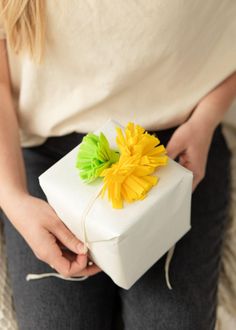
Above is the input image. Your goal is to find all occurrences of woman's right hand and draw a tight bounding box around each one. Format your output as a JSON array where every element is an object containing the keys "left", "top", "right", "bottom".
[
  {"left": 0, "top": 39, "right": 100, "bottom": 279},
  {"left": 3, "top": 193, "right": 101, "bottom": 278}
]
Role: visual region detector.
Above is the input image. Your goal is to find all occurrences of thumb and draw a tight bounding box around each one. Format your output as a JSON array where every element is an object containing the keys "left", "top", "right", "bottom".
[
  {"left": 166, "top": 135, "right": 185, "bottom": 160},
  {"left": 36, "top": 229, "right": 88, "bottom": 278},
  {"left": 51, "top": 221, "right": 87, "bottom": 255}
]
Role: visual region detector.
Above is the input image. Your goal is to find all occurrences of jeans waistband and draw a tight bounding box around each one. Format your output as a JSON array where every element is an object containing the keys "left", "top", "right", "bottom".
[{"left": 26, "top": 124, "right": 224, "bottom": 161}]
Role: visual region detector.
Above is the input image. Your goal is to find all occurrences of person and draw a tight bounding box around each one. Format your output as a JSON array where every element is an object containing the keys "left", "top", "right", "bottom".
[{"left": 0, "top": 1, "right": 235, "bottom": 329}]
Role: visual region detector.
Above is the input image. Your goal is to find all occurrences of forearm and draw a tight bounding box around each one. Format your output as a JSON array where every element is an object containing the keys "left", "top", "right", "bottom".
[
  {"left": 189, "top": 71, "right": 236, "bottom": 130},
  {"left": 0, "top": 85, "right": 28, "bottom": 210}
]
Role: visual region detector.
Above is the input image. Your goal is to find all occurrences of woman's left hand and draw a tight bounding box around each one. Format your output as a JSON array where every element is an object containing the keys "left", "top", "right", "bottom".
[
  {"left": 166, "top": 71, "right": 236, "bottom": 191},
  {"left": 166, "top": 117, "right": 214, "bottom": 191}
]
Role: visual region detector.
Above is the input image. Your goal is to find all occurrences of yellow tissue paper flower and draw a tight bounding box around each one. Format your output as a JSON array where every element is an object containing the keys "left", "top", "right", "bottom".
[
  {"left": 100, "top": 123, "right": 168, "bottom": 208},
  {"left": 116, "top": 122, "right": 167, "bottom": 170}
]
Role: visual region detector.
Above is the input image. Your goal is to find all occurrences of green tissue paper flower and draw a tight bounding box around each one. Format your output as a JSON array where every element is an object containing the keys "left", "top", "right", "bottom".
[{"left": 76, "top": 132, "right": 120, "bottom": 182}]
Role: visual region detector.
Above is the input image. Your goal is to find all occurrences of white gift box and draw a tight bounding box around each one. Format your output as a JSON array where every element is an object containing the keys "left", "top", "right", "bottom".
[{"left": 39, "top": 119, "right": 193, "bottom": 289}]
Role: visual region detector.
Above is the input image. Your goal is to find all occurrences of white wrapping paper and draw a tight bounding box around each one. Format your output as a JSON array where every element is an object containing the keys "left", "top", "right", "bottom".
[{"left": 39, "top": 119, "right": 193, "bottom": 289}]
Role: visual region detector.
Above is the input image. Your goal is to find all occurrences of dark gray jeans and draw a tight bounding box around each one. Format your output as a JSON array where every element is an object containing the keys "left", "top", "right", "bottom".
[{"left": 0, "top": 125, "right": 231, "bottom": 330}]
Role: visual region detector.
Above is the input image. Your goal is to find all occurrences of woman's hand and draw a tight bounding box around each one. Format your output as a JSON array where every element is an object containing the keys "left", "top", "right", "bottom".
[
  {"left": 3, "top": 193, "right": 101, "bottom": 278},
  {"left": 0, "top": 40, "right": 101, "bottom": 279},
  {"left": 166, "top": 118, "right": 214, "bottom": 191},
  {"left": 167, "top": 71, "right": 236, "bottom": 191}
]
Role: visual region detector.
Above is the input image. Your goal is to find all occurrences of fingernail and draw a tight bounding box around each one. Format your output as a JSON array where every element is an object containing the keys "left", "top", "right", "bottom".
[{"left": 77, "top": 242, "right": 88, "bottom": 255}]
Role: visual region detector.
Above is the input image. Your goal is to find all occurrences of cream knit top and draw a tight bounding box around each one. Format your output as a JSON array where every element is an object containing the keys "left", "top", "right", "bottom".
[{"left": 0, "top": 0, "right": 236, "bottom": 146}]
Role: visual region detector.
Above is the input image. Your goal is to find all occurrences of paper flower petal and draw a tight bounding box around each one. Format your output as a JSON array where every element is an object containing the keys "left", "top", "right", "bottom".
[
  {"left": 76, "top": 132, "right": 120, "bottom": 182},
  {"left": 101, "top": 153, "right": 159, "bottom": 208},
  {"left": 100, "top": 122, "right": 168, "bottom": 208}
]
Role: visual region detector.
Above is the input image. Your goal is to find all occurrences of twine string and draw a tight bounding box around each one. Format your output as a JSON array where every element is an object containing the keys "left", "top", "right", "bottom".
[{"left": 26, "top": 185, "right": 175, "bottom": 289}]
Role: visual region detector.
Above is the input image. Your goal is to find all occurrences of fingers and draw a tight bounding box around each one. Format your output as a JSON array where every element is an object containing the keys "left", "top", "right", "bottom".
[
  {"left": 35, "top": 229, "right": 88, "bottom": 277},
  {"left": 166, "top": 122, "right": 209, "bottom": 192},
  {"left": 65, "top": 254, "right": 88, "bottom": 276},
  {"left": 179, "top": 151, "right": 206, "bottom": 192},
  {"left": 58, "top": 250, "right": 101, "bottom": 277},
  {"left": 16, "top": 197, "right": 100, "bottom": 279},
  {"left": 192, "top": 169, "right": 205, "bottom": 192},
  {"left": 166, "top": 135, "right": 185, "bottom": 160},
  {"left": 167, "top": 139, "right": 200, "bottom": 190},
  {"left": 35, "top": 227, "right": 101, "bottom": 278},
  {"left": 49, "top": 219, "right": 87, "bottom": 255},
  {"left": 79, "top": 264, "right": 102, "bottom": 277},
  {"left": 69, "top": 254, "right": 102, "bottom": 277}
]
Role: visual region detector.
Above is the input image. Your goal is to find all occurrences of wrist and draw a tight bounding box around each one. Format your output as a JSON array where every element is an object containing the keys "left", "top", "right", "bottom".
[
  {"left": 188, "top": 106, "right": 218, "bottom": 136},
  {"left": 0, "top": 188, "right": 30, "bottom": 214},
  {"left": 188, "top": 71, "right": 236, "bottom": 133}
]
